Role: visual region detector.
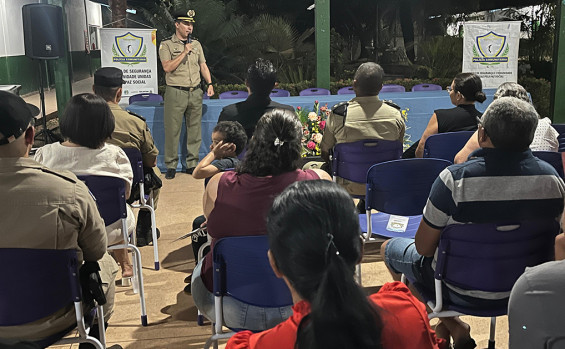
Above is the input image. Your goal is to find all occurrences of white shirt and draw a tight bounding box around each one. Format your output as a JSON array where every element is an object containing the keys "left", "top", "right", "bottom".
[{"left": 531, "top": 117, "right": 559, "bottom": 152}]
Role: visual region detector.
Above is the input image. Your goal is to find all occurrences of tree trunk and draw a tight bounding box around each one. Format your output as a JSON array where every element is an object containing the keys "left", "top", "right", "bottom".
[
  {"left": 399, "top": 0, "right": 415, "bottom": 63},
  {"left": 110, "top": 0, "right": 127, "bottom": 28}
]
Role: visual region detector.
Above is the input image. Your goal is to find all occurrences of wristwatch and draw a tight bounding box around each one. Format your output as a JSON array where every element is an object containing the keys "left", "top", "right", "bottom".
[{"left": 206, "top": 82, "right": 213, "bottom": 87}]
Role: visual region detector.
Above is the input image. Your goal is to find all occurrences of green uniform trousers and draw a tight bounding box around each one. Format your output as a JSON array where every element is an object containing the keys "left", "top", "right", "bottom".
[{"left": 164, "top": 85, "right": 203, "bottom": 169}]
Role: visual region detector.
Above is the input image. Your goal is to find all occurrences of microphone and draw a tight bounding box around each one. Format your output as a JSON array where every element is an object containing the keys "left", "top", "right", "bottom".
[{"left": 187, "top": 34, "right": 192, "bottom": 55}]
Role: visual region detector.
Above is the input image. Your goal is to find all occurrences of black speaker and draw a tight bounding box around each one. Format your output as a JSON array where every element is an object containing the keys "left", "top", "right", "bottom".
[{"left": 22, "top": 4, "right": 64, "bottom": 60}]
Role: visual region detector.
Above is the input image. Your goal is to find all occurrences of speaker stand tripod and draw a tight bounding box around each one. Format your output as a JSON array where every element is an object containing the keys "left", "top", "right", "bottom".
[{"left": 34, "top": 59, "right": 61, "bottom": 144}]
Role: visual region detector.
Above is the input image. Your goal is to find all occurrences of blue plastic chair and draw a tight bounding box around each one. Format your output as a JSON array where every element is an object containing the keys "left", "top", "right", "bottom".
[
  {"left": 78, "top": 175, "right": 148, "bottom": 326},
  {"left": 337, "top": 86, "right": 355, "bottom": 95},
  {"left": 203, "top": 93, "right": 211, "bottom": 100},
  {"left": 122, "top": 148, "right": 160, "bottom": 270},
  {"left": 270, "top": 89, "right": 291, "bottom": 97},
  {"left": 380, "top": 84, "right": 406, "bottom": 93},
  {"left": 129, "top": 93, "right": 163, "bottom": 104},
  {"left": 359, "top": 158, "right": 451, "bottom": 241},
  {"left": 299, "top": 87, "right": 331, "bottom": 96},
  {"left": 0, "top": 248, "right": 106, "bottom": 348},
  {"left": 412, "top": 83, "right": 442, "bottom": 92},
  {"left": 405, "top": 220, "right": 559, "bottom": 349},
  {"left": 219, "top": 91, "right": 249, "bottom": 99},
  {"left": 332, "top": 139, "right": 403, "bottom": 199},
  {"left": 532, "top": 151, "right": 565, "bottom": 179},
  {"left": 551, "top": 124, "right": 565, "bottom": 152},
  {"left": 203, "top": 236, "right": 293, "bottom": 349},
  {"left": 423, "top": 131, "right": 475, "bottom": 162}
]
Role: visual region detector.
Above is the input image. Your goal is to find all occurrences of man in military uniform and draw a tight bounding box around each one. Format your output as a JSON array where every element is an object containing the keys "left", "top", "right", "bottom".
[
  {"left": 93, "top": 67, "right": 161, "bottom": 246},
  {"left": 319, "top": 62, "right": 406, "bottom": 197},
  {"left": 159, "top": 10, "right": 214, "bottom": 179},
  {"left": 0, "top": 91, "right": 119, "bottom": 347}
]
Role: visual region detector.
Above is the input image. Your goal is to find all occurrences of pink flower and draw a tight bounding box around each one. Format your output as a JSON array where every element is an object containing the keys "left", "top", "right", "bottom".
[
  {"left": 307, "top": 141, "right": 316, "bottom": 150},
  {"left": 297, "top": 106, "right": 301, "bottom": 111},
  {"left": 320, "top": 106, "right": 327, "bottom": 112},
  {"left": 320, "top": 120, "right": 326, "bottom": 130},
  {"left": 303, "top": 129, "right": 310, "bottom": 136},
  {"left": 315, "top": 100, "right": 319, "bottom": 104}
]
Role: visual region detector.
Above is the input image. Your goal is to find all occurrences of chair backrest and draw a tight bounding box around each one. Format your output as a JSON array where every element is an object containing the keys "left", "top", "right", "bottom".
[
  {"left": 435, "top": 220, "right": 559, "bottom": 293},
  {"left": 129, "top": 93, "right": 163, "bottom": 104},
  {"left": 332, "top": 139, "right": 403, "bottom": 184},
  {"left": 0, "top": 248, "right": 81, "bottom": 326},
  {"left": 299, "top": 87, "right": 331, "bottom": 96},
  {"left": 78, "top": 175, "right": 127, "bottom": 226},
  {"left": 380, "top": 84, "right": 406, "bottom": 93},
  {"left": 337, "top": 86, "right": 355, "bottom": 95},
  {"left": 219, "top": 91, "right": 249, "bottom": 99},
  {"left": 533, "top": 151, "right": 565, "bottom": 179},
  {"left": 212, "top": 236, "right": 292, "bottom": 307},
  {"left": 270, "top": 89, "right": 290, "bottom": 97},
  {"left": 122, "top": 147, "right": 144, "bottom": 185},
  {"left": 366, "top": 158, "right": 451, "bottom": 215},
  {"left": 551, "top": 124, "right": 565, "bottom": 152},
  {"left": 411, "top": 83, "right": 442, "bottom": 92},
  {"left": 203, "top": 93, "right": 210, "bottom": 100},
  {"left": 423, "top": 131, "right": 475, "bottom": 162}
]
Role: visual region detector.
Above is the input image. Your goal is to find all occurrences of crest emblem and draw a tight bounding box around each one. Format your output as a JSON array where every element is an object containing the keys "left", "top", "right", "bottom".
[
  {"left": 112, "top": 32, "right": 147, "bottom": 64},
  {"left": 187, "top": 10, "right": 195, "bottom": 17},
  {"left": 472, "top": 31, "right": 509, "bottom": 64}
]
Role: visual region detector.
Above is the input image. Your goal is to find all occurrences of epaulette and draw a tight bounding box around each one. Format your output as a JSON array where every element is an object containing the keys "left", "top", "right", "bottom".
[
  {"left": 128, "top": 110, "right": 146, "bottom": 121},
  {"left": 383, "top": 100, "right": 401, "bottom": 110},
  {"left": 331, "top": 102, "right": 349, "bottom": 117},
  {"left": 39, "top": 167, "right": 77, "bottom": 183}
]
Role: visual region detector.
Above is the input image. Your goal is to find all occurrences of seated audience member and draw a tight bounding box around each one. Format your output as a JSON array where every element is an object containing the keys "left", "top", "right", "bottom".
[
  {"left": 508, "top": 259, "right": 565, "bottom": 348},
  {"left": 192, "top": 121, "right": 247, "bottom": 179},
  {"left": 454, "top": 82, "right": 559, "bottom": 163},
  {"left": 217, "top": 58, "right": 294, "bottom": 140},
  {"left": 191, "top": 109, "right": 331, "bottom": 330},
  {"left": 403, "top": 72, "right": 486, "bottom": 159},
  {"left": 0, "top": 91, "right": 120, "bottom": 348},
  {"left": 319, "top": 62, "right": 405, "bottom": 197},
  {"left": 34, "top": 93, "right": 134, "bottom": 282},
  {"left": 381, "top": 97, "right": 565, "bottom": 348},
  {"left": 227, "top": 180, "right": 447, "bottom": 349},
  {"left": 93, "top": 67, "right": 162, "bottom": 247}
]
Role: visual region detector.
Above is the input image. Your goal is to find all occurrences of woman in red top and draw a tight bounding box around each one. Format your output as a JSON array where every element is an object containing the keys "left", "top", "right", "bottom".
[
  {"left": 227, "top": 180, "right": 447, "bottom": 349},
  {"left": 192, "top": 109, "right": 331, "bottom": 331}
]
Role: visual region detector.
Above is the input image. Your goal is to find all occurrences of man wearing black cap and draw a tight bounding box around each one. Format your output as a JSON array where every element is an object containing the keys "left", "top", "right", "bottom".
[
  {"left": 159, "top": 10, "right": 214, "bottom": 179},
  {"left": 0, "top": 91, "right": 120, "bottom": 347},
  {"left": 93, "top": 66, "right": 161, "bottom": 247}
]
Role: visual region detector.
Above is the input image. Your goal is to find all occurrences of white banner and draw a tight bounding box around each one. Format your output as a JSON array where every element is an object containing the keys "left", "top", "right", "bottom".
[
  {"left": 100, "top": 28, "right": 158, "bottom": 98},
  {"left": 462, "top": 22, "right": 521, "bottom": 89}
]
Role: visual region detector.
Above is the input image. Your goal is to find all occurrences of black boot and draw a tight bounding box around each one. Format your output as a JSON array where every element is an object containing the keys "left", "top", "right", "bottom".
[{"left": 136, "top": 210, "right": 159, "bottom": 247}]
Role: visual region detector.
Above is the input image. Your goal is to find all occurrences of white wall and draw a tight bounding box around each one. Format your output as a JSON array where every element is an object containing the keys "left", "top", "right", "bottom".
[
  {"left": 65, "top": 0, "right": 102, "bottom": 52},
  {"left": 0, "top": 0, "right": 41, "bottom": 57}
]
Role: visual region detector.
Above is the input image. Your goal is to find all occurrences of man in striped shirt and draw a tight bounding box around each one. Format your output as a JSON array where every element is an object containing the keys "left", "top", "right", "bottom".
[{"left": 381, "top": 97, "right": 565, "bottom": 347}]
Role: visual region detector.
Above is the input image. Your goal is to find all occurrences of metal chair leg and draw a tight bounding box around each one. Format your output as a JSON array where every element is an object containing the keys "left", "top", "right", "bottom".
[
  {"left": 488, "top": 316, "right": 496, "bottom": 349},
  {"left": 130, "top": 244, "right": 148, "bottom": 326}
]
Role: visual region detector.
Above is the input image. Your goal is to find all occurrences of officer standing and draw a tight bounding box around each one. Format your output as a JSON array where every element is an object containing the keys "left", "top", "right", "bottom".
[{"left": 159, "top": 10, "right": 214, "bottom": 179}]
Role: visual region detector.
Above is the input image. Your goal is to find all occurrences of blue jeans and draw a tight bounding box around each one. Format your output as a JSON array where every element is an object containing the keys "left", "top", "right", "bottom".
[
  {"left": 191, "top": 259, "right": 293, "bottom": 331},
  {"left": 384, "top": 237, "right": 509, "bottom": 310}
]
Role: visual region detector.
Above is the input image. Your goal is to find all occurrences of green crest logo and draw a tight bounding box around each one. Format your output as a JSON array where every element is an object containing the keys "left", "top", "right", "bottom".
[
  {"left": 112, "top": 32, "right": 147, "bottom": 64},
  {"left": 472, "top": 31, "right": 509, "bottom": 65}
]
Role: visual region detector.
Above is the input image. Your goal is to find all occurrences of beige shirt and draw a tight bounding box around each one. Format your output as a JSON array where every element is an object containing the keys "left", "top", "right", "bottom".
[
  {"left": 106, "top": 103, "right": 159, "bottom": 166},
  {"left": 0, "top": 157, "right": 108, "bottom": 341},
  {"left": 159, "top": 34, "right": 206, "bottom": 87},
  {"left": 320, "top": 95, "right": 406, "bottom": 196}
]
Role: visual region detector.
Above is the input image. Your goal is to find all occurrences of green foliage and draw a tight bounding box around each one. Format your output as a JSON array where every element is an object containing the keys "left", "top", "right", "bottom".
[
  {"left": 518, "top": 76, "right": 551, "bottom": 119},
  {"left": 417, "top": 36, "right": 463, "bottom": 78}
]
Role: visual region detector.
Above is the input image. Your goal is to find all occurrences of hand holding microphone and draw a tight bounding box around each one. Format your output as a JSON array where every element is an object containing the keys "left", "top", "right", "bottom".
[{"left": 185, "top": 34, "right": 193, "bottom": 55}]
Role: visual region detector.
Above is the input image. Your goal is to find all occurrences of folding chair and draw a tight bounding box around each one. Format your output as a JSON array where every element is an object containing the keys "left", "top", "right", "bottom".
[
  {"left": 532, "top": 150, "right": 565, "bottom": 179},
  {"left": 331, "top": 139, "right": 403, "bottom": 199},
  {"left": 0, "top": 248, "right": 105, "bottom": 348},
  {"left": 202, "top": 236, "right": 293, "bottom": 349},
  {"left": 551, "top": 124, "right": 565, "bottom": 152},
  {"left": 404, "top": 220, "right": 559, "bottom": 349},
  {"left": 122, "top": 148, "right": 160, "bottom": 270},
  {"left": 380, "top": 84, "right": 406, "bottom": 93},
  {"left": 299, "top": 87, "right": 331, "bottom": 96},
  {"left": 423, "top": 131, "right": 475, "bottom": 162},
  {"left": 359, "top": 158, "right": 451, "bottom": 241},
  {"left": 219, "top": 91, "right": 249, "bottom": 99},
  {"left": 128, "top": 93, "right": 163, "bottom": 104},
  {"left": 412, "top": 83, "right": 442, "bottom": 91},
  {"left": 270, "top": 89, "right": 291, "bottom": 97},
  {"left": 78, "top": 175, "right": 148, "bottom": 326}
]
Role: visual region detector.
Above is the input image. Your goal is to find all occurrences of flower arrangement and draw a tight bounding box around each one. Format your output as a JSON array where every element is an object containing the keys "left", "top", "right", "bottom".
[
  {"left": 401, "top": 107, "right": 411, "bottom": 150},
  {"left": 296, "top": 101, "right": 330, "bottom": 157}
]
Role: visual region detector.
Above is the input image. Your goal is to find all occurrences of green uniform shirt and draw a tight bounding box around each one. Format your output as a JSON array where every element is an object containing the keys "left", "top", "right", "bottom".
[{"left": 158, "top": 34, "right": 206, "bottom": 87}]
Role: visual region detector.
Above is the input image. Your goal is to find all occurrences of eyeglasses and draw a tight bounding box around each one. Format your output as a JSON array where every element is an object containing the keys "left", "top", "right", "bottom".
[{"left": 446, "top": 86, "right": 453, "bottom": 93}]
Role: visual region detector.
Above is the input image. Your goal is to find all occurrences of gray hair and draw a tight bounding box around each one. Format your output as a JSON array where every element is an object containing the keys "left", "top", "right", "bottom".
[
  {"left": 353, "top": 62, "right": 384, "bottom": 96},
  {"left": 481, "top": 96, "right": 539, "bottom": 152},
  {"left": 493, "top": 82, "right": 531, "bottom": 103}
]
